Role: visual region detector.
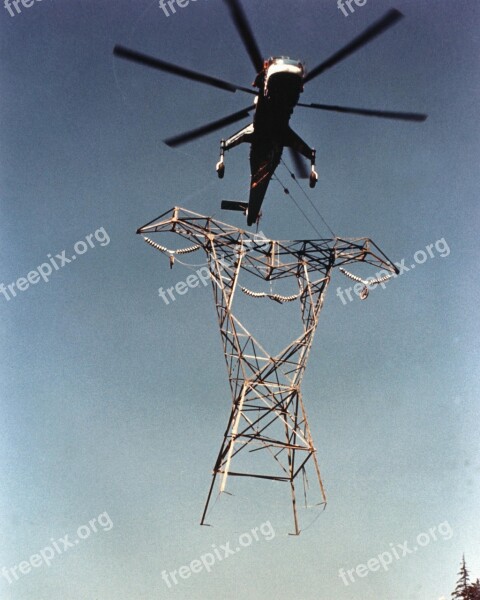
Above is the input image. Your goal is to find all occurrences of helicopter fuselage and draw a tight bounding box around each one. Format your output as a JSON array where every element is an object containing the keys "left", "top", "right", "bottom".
[
  {"left": 221, "top": 57, "right": 316, "bottom": 225},
  {"left": 253, "top": 57, "right": 304, "bottom": 141}
]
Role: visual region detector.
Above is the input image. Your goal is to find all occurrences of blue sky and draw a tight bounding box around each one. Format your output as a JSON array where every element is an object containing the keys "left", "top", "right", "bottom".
[{"left": 1, "top": 0, "right": 479, "bottom": 599}]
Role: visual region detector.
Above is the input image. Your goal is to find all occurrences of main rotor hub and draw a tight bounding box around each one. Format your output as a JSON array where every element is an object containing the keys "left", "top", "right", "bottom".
[
  {"left": 264, "top": 57, "right": 305, "bottom": 103},
  {"left": 265, "top": 56, "right": 305, "bottom": 79}
]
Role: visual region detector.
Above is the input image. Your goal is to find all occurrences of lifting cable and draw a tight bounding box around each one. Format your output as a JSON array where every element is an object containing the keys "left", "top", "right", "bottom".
[
  {"left": 278, "top": 158, "right": 336, "bottom": 238},
  {"left": 273, "top": 172, "right": 323, "bottom": 238},
  {"left": 273, "top": 165, "right": 391, "bottom": 301}
]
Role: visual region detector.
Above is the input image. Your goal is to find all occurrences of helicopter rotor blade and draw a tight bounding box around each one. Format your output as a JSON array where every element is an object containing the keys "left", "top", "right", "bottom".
[
  {"left": 304, "top": 9, "right": 403, "bottom": 84},
  {"left": 113, "top": 45, "right": 256, "bottom": 95},
  {"left": 288, "top": 148, "right": 309, "bottom": 179},
  {"left": 164, "top": 105, "right": 255, "bottom": 147},
  {"left": 223, "top": 0, "right": 264, "bottom": 73},
  {"left": 298, "top": 102, "right": 427, "bottom": 122}
]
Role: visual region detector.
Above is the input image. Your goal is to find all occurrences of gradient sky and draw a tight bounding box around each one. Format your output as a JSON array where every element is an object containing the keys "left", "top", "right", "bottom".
[{"left": 1, "top": 1, "right": 479, "bottom": 599}]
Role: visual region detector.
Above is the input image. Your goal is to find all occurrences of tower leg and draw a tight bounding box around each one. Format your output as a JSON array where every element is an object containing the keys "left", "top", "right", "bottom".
[
  {"left": 289, "top": 479, "right": 300, "bottom": 536},
  {"left": 200, "top": 385, "right": 247, "bottom": 526}
]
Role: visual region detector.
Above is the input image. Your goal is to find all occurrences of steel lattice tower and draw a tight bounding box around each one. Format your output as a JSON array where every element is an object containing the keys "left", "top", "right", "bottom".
[{"left": 138, "top": 207, "right": 398, "bottom": 534}]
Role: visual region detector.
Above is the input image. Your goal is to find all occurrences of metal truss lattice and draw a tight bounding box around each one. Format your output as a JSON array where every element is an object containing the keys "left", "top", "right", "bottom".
[{"left": 138, "top": 207, "right": 398, "bottom": 534}]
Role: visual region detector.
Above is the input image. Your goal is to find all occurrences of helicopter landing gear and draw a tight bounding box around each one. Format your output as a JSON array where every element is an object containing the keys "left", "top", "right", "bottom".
[
  {"left": 309, "top": 149, "right": 318, "bottom": 188},
  {"left": 216, "top": 140, "right": 225, "bottom": 179},
  {"left": 216, "top": 161, "right": 225, "bottom": 178}
]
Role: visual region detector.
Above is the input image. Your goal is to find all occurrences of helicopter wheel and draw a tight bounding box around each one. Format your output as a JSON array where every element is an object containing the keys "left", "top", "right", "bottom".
[
  {"left": 309, "top": 170, "right": 318, "bottom": 189},
  {"left": 216, "top": 161, "right": 225, "bottom": 179}
]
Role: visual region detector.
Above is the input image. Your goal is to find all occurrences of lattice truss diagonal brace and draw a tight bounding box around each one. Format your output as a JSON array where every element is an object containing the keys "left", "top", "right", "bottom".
[{"left": 137, "top": 207, "right": 398, "bottom": 534}]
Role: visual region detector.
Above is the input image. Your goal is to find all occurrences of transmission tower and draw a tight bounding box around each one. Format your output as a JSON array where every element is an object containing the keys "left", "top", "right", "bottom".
[{"left": 138, "top": 207, "right": 398, "bottom": 534}]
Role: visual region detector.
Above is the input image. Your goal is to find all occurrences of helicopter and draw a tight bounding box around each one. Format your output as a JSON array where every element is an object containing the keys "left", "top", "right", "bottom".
[{"left": 114, "top": 0, "right": 427, "bottom": 226}]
